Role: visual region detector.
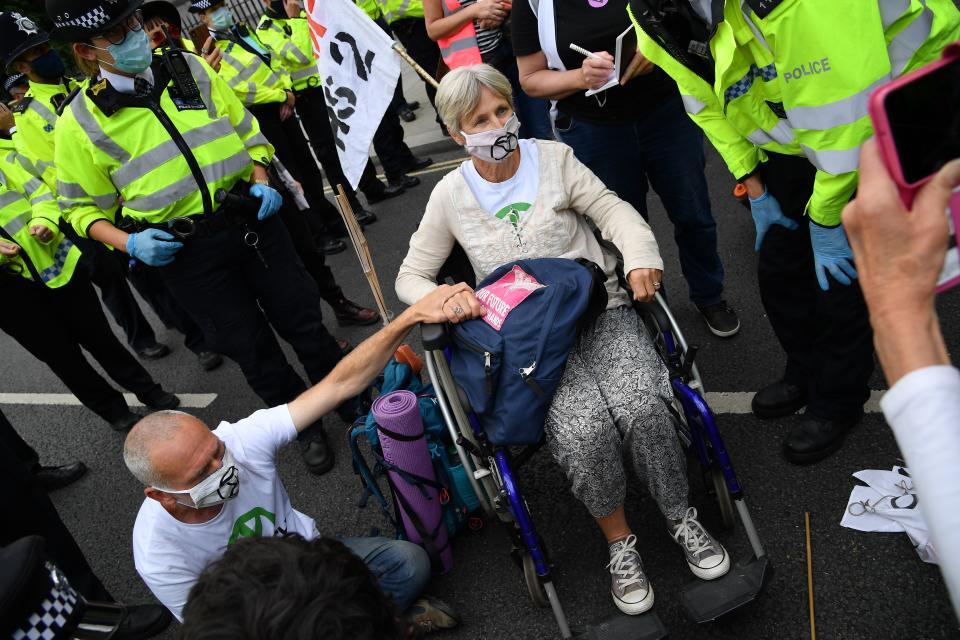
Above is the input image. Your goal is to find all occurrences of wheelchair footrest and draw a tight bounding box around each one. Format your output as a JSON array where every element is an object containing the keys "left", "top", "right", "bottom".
[
  {"left": 572, "top": 611, "right": 668, "bottom": 640},
  {"left": 680, "top": 554, "right": 772, "bottom": 623}
]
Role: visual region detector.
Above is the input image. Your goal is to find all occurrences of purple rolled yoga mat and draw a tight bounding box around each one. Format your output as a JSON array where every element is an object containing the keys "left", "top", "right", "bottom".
[{"left": 373, "top": 390, "right": 453, "bottom": 573}]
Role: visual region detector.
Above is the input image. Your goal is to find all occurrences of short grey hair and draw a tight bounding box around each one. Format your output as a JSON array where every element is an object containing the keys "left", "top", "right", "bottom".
[
  {"left": 435, "top": 64, "right": 514, "bottom": 133},
  {"left": 123, "top": 410, "right": 192, "bottom": 487}
]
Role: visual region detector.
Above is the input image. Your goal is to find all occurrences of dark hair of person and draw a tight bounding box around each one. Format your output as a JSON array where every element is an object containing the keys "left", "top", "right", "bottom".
[{"left": 179, "top": 535, "right": 404, "bottom": 640}]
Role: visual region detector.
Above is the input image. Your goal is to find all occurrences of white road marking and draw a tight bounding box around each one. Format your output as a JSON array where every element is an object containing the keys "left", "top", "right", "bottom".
[
  {"left": 702, "top": 390, "right": 885, "bottom": 415},
  {"left": 0, "top": 393, "right": 217, "bottom": 409}
]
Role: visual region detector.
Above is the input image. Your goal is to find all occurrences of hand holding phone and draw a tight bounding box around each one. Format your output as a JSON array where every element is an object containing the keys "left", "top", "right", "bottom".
[{"left": 869, "top": 43, "right": 960, "bottom": 292}]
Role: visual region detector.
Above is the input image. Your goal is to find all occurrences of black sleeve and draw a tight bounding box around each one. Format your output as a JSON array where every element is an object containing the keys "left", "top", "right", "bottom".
[{"left": 509, "top": 0, "right": 542, "bottom": 57}]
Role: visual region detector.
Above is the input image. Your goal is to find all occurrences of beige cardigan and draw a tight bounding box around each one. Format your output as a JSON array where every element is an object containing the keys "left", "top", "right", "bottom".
[{"left": 395, "top": 140, "right": 663, "bottom": 309}]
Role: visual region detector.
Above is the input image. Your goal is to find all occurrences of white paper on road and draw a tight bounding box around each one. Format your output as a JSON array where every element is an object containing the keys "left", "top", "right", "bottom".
[
  {"left": 304, "top": 0, "right": 400, "bottom": 190},
  {"left": 841, "top": 466, "right": 937, "bottom": 564}
]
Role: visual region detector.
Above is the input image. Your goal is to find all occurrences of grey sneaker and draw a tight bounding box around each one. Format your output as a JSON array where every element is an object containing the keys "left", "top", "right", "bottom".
[
  {"left": 607, "top": 535, "right": 654, "bottom": 615},
  {"left": 669, "top": 507, "right": 731, "bottom": 580},
  {"left": 697, "top": 301, "right": 741, "bottom": 338}
]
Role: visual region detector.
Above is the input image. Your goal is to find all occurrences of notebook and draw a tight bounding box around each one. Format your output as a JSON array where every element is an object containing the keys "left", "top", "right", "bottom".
[{"left": 584, "top": 24, "right": 640, "bottom": 97}]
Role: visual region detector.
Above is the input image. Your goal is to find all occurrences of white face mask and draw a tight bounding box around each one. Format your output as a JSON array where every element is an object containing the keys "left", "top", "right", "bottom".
[
  {"left": 461, "top": 113, "right": 521, "bottom": 164},
  {"left": 154, "top": 445, "right": 240, "bottom": 509}
]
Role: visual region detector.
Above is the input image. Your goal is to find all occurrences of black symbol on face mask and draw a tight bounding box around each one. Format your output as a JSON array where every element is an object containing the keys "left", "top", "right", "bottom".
[
  {"left": 490, "top": 133, "right": 518, "bottom": 161},
  {"left": 217, "top": 466, "right": 239, "bottom": 500}
]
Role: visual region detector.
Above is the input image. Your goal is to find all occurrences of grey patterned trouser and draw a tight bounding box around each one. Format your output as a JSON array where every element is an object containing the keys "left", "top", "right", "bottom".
[{"left": 545, "top": 306, "right": 689, "bottom": 520}]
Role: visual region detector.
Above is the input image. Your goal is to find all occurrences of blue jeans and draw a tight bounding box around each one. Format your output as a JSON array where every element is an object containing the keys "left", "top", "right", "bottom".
[
  {"left": 556, "top": 95, "right": 724, "bottom": 306},
  {"left": 341, "top": 536, "right": 430, "bottom": 612}
]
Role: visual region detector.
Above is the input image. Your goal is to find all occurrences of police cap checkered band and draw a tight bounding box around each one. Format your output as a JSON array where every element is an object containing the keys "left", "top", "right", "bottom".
[
  {"left": 3, "top": 73, "right": 26, "bottom": 91},
  {"left": 188, "top": 0, "right": 218, "bottom": 13},
  {"left": 45, "top": 0, "right": 144, "bottom": 41}
]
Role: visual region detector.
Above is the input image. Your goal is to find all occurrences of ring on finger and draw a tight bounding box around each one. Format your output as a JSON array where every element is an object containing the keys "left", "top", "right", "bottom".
[
  {"left": 453, "top": 305, "right": 464, "bottom": 316},
  {"left": 653, "top": 282, "right": 661, "bottom": 289}
]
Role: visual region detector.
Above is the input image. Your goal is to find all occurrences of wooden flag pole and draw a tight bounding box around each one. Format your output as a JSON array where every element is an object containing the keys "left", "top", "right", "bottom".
[
  {"left": 334, "top": 183, "right": 393, "bottom": 326},
  {"left": 392, "top": 43, "right": 440, "bottom": 89}
]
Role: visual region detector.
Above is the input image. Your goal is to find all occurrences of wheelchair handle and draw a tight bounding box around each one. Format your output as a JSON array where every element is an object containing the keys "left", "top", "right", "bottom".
[{"left": 420, "top": 322, "right": 451, "bottom": 351}]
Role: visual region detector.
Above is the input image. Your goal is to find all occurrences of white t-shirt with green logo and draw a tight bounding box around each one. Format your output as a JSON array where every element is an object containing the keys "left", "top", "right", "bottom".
[
  {"left": 461, "top": 139, "right": 539, "bottom": 250},
  {"left": 131, "top": 405, "right": 318, "bottom": 621}
]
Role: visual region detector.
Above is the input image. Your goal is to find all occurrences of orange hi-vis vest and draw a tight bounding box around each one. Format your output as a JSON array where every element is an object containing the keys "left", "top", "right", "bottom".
[{"left": 438, "top": 0, "right": 482, "bottom": 68}]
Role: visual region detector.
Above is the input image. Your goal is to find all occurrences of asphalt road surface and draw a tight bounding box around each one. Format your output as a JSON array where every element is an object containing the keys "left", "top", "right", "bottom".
[{"left": 3, "top": 140, "right": 958, "bottom": 640}]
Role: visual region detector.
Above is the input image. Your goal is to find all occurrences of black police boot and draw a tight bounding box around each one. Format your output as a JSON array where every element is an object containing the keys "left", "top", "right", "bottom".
[
  {"left": 751, "top": 380, "right": 808, "bottom": 419},
  {"left": 331, "top": 297, "right": 380, "bottom": 326},
  {"left": 321, "top": 237, "right": 347, "bottom": 255},
  {"left": 109, "top": 411, "right": 142, "bottom": 432},
  {"left": 398, "top": 104, "right": 416, "bottom": 122},
  {"left": 197, "top": 351, "right": 223, "bottom": 372},
  {"left": 138, "top": 388, "right": 180, "bottom": 411},
  {"left": 299, "top": 427, "right": 335, "bottom": 475},
  {"left": 783, "top": 412, "right": 862, "bottom": 465},
  {"left": 34, "top": 462, "right": 87, "bottom": 492},
  {"left": 402, "top": 155, "right": 433, "bottom": 172},
  {"left": 388, "top": 174, "right": 421, "bottom": 190},
  {"left": 354, "top": 208, "right": 378, "bottom": 226},
  {"left": 136, "top": 343, "right": 170, "bottom": 360},
  {"left": 364, "top": 181, "right": 405, "bottom": 204},
  {"left": 113, "top": 604, "right": 172, "bottom": 639},
  {"left": 405, "top": 100, "right": 421, "bottom": 111}
]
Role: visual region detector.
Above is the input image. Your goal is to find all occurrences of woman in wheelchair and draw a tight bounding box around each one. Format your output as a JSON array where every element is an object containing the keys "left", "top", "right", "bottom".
[{"left": 395, "top": 65, "right": 731, "bottom": 615}]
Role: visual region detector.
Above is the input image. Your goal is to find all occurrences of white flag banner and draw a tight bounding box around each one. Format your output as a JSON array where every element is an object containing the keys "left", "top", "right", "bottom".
[{"left": 304, "top": 0, "right": 400, "bottom": 189}]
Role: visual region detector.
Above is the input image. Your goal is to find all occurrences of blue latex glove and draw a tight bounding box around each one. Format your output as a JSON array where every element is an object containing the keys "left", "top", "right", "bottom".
[
  {"left": 748, "top": 188, "right": 799, "bottom": 251},
  {"left": 249, "top": 183, "right": 282, "bottom": 220},
  {"left": 809, "top": 221, "right": 858, "bottom": 291},
  {"left": 126, "top": 229, "right": 182, "bottom": 267}
]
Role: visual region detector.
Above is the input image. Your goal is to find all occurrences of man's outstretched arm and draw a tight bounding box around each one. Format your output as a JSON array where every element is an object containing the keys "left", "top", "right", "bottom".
[{"left": 287, "top": 283, "right": 483, "bottom": 431}]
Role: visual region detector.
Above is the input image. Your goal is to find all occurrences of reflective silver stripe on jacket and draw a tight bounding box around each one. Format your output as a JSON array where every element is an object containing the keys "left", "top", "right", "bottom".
[
  {"left": 887, "top": 1, "right": 934, "bottom": 76},
  {"left": 27, "top": 99, "right": 57, "bottom": 128},
  {"left": 440, "top": 38, "right": 479, "bottom": 57},
  {"left": 681, "top": 94, "right": 707, "bottom": 116},
  {"left": 122, "top": 150, "right": 252, "bottom": 212},
  {"left": 291, "top": 66, "right": 318, "bottom": 83},
  {"left": 281, "top": 42, "right": 312, "bottom": 66},
  {"left": 800, "top": 144, "right": 861, "bottom": 174},
  {"left": 39, "top": 238, "right": 74, "bottom": 283},
  {"left": 57, "top": 180, "right": 118, "bottom": 210},
  {"left": 0, "top": 190, "right": 25, "bottom": 211},
  {"left": 69, "top": 96, "right": 131, "bottom": 164},
  {"left": 384, "top": 0, "right": 412, "bottom": 22},
  {"left": 236, "top": 109, "right": 257, "bottom": 138},
  {"left": 785, "top": 75, "right": 889, "bottom": 131},
  {"left": 110, "top": 119, "right": 236, "bottom": 190},
  {"left": 746, "top": 119, "right": 796, "bottom": 146},
  {"left": 1, "top": 211, "right": 29, "bottom": 236}
]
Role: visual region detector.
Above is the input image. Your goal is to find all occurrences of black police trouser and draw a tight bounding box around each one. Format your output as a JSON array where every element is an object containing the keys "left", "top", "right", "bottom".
[
  {"left": 757, "top": 152, "right": 874, "bottom": 420},
  {"left": 251, "top": 101, "right": 347, "bottom": 238},
  {"left": 0, "top": 274, "right": 160, "bottom": 424},
  {"left": 293, "top": 85, "right": 384, "bottom": 207},
  {"left": 277, "top": 199, "right": 345, "bottom": 304},
  {"left": 390, "top": 17, "right": 440, "bottom": 117},
  {"left": 372, "top": 107, "right": 416, "bottom": 183},
  {"left": 0, "top": 408, "right": 114, "bottom": 602},
  {"left": 80, "top": 239, "right": 159, "bottom": 352},
  {"left": 127, "top": 261, "right": 209, "bottom": 355},
  {"left": 157, "top": 215, "right": 342, "bottom": 407},
  {"left": 0, "top": 407, "right": 40, "bottom": 472}
]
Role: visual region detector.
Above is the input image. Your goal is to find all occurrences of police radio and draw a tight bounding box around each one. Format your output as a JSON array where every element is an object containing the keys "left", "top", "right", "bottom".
[{"left": 161, "top": 49, "right": 205, "bottom": 110}]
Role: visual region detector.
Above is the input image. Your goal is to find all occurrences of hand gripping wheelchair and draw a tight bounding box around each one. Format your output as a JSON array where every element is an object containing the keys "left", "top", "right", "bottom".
[{"left": 419, "top": 292, "right": 771, "bottom": 639}]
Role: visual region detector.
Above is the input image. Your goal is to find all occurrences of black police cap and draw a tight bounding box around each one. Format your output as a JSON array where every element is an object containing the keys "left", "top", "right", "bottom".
[
  {"left": 46, "top": 0, "right": 146, "bottom": 42},
  {"left": 188, "top": 0, "right": 225, "bottom": 14},
  {"left": 141, "top": 0, "right": 185, "bottom": 30},
  {"left": 0, "top": 11, "right": 50, "bottom": 72}
]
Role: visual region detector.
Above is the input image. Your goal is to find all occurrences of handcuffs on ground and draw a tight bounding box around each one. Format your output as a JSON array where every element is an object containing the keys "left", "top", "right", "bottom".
[{"left": 846, "top": 478, "right": 916, "bottom": 516}]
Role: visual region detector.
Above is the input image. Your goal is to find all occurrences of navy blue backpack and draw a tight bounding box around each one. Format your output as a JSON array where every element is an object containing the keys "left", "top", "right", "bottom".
[{"left": 449, "top": 258, "right": 607, "bottom": 445}]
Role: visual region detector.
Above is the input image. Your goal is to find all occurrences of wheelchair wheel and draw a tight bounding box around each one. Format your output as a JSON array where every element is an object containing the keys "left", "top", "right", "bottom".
[
  {"left": 522, "top": 551, "right": 550, "bottom": 608},
  {"left": 710, "top": 464, "right": 737, "bottom": 530}
]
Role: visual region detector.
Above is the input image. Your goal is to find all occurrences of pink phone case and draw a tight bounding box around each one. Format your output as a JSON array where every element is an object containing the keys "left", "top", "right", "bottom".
[{"left": 868, "top": 43, "right": 960, "bottom": 293}]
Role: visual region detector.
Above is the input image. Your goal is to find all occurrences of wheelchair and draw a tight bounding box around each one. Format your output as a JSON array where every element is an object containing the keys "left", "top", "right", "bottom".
[{"left": 420, "top": 292, "right": 771, "bottom": 639}]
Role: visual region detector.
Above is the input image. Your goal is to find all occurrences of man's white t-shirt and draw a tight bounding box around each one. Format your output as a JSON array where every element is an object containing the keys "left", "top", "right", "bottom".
[
  {"left": 132, "top": 405, "right": 318, "bottom": 621},
  {"left": 461, "top": 139, "right": 540, "bottom": 241}
]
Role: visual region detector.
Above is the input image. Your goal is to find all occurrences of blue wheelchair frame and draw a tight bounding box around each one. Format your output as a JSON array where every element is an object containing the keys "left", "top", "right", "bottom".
[{"left": 421, "top": 293, "right": 767, "bottom": 638}]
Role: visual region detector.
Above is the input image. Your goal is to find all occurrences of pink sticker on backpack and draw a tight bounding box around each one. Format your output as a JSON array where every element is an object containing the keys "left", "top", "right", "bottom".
[{"left": 475, "top": 266, "right": 547, "bottom": 331}]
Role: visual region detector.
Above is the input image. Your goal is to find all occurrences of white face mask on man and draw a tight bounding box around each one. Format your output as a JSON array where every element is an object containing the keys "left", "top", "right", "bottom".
[
  {"left": 461, "top": 113, "right": 522, "bottom": 164},
  {"left": 153, "top": 445, "right": 240, "bottom": 509}
]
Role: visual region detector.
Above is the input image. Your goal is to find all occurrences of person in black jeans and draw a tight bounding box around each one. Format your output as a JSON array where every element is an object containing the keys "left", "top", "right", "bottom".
[{"left": 511, "top": 0, "right": 739, "bottom": 337}]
